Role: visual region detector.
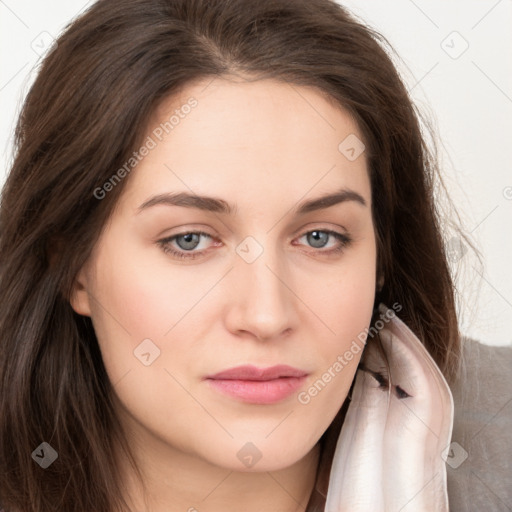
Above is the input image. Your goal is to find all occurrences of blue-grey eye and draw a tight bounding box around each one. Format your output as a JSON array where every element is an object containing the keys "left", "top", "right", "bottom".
[
  {"left": 175, "top": 233, "right": 201, "bottom": 250},
  {"left": 307, "top": 230, "right": 329, "bottom": 248}
]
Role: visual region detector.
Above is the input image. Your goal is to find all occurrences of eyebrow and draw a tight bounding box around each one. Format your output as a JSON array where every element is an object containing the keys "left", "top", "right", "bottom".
[{"left": 137, "top": 187, "right": 366, "bottom": 216}]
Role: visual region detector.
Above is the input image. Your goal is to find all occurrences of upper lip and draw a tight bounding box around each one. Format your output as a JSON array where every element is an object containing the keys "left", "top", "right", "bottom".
[{"left": 206, "top": 364, "right": 308, "bottom": 381}]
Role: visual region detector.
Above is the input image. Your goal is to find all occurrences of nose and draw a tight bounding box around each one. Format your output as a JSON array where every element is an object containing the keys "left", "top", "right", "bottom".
[{"left": 223, "top": 241, "right": 299, "bottom": 341}]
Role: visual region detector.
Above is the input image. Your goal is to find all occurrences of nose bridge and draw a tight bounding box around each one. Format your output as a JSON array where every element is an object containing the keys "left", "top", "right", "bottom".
[
  {"left": 229, "top": 233, "right": 295, "bottom": 338},
  {"left": 237, "top": 234, "right": 288, "bottom": 305}
]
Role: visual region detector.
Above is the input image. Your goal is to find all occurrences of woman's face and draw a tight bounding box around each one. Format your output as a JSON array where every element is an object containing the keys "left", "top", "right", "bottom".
[{"left": 71, "top": 77, "right": 376, "bottom": 472}]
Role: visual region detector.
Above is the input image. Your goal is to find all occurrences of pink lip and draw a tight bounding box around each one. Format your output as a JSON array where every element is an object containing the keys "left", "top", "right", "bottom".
[{"left": 204, "top": 365, "right": 308, "bottom": 404}]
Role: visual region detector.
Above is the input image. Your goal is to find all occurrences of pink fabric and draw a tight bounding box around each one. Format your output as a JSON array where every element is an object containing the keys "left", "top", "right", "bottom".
[{"left": 324, "top": 304, "right": 454, "bottom": 511}]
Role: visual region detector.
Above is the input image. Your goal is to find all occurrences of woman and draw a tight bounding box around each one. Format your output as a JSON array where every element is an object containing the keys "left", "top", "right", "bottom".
[{"left": 0, "top": 0, "right": 463, "bottom": 510}]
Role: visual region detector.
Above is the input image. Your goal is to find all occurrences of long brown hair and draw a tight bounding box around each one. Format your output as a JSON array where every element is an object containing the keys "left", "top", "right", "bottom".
[{"left": 0, "top": 0, "right": 461, "bottom": 510}]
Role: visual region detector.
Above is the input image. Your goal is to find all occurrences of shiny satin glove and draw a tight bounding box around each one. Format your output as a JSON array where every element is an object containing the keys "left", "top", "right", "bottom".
[{"left": 324, "top": 304, "right": 454, "bottom": 512}]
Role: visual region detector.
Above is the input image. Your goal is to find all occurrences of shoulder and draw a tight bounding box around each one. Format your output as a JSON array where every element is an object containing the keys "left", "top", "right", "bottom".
[{"left": 447, "top": 338, "right": 512, "bottom": 510}]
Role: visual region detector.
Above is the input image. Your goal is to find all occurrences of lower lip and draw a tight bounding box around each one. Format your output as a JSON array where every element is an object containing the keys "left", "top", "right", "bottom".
[{"left": 205, "top": 376, "right": 307, "bottom": 404}]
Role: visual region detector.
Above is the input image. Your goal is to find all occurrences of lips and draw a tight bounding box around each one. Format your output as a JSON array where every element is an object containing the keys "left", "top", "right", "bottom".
[
  {"left": 206, "top": 364, "right": 308, "bottom": 381},
  {"left": 204, "top": 365, "right": 309, "bottom": 404}
]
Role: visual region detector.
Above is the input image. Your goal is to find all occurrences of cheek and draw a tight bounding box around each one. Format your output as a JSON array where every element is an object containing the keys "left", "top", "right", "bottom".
[
  {"left": 297, "top": 240, "right": 376, "bottom": 408},
  {"left": 87, "top": 239, "right": 224, "bottom": 387},
  {"left": 84, "top": 242, "right": 174, "bottom": 380},
  {"left": 90, "top": 243, "right": 199, "bottom": 339},
  {"left": 306, "top": 239, "right": 376, "bottom": 348}
]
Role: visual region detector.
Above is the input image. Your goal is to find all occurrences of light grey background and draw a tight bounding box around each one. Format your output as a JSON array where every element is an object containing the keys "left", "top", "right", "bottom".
[{"left": 1, "top": 0, "right": 511, "bottom": 346}]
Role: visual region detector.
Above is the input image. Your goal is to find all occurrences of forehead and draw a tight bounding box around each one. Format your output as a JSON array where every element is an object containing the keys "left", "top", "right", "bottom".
[{"left": 120, "top": 77, "right": 370, "bottom": 211}]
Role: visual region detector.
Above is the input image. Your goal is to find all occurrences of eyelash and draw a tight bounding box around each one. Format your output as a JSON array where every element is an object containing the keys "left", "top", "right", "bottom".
[{"left": 157, "top": 229, "right": 352, "bottom": 260}]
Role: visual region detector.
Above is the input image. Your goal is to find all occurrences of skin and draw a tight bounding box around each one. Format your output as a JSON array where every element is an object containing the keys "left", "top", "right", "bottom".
[{"left": 70, "top": 75, "right": 377, "bottom": 512}]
